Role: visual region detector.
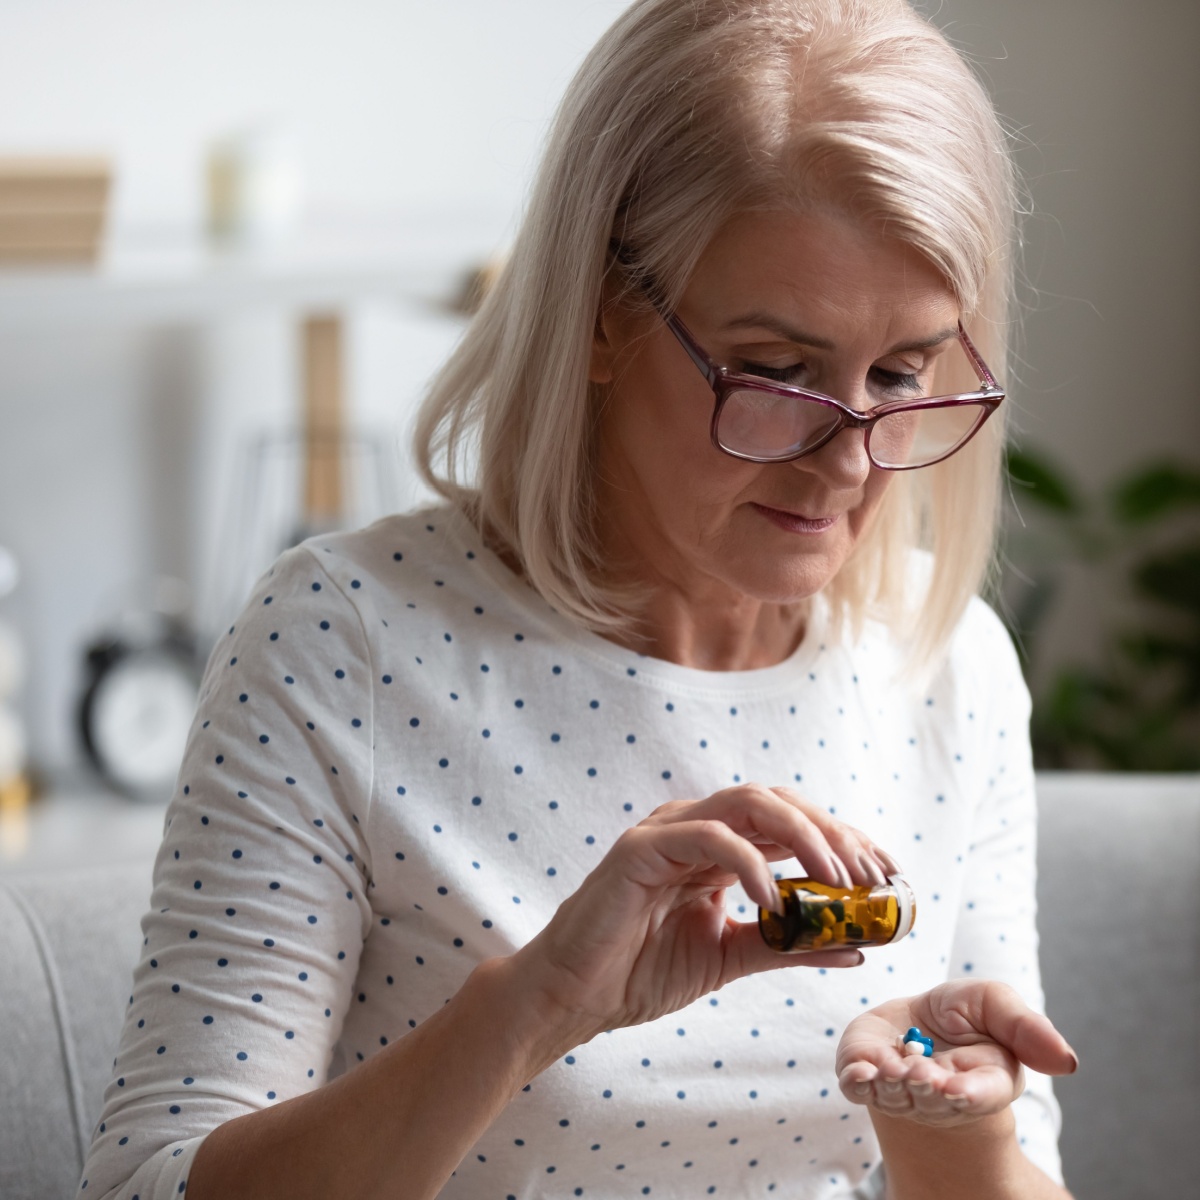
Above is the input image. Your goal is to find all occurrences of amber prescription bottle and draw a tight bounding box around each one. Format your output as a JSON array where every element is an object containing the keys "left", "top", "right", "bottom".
[{"left": 758, "top": 875, "right": 916, "bottom": 953}]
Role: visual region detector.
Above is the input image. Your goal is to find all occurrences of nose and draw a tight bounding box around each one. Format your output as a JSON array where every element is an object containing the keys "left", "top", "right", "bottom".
[{"left": 792, "top": 424, "right": 873, "bottom": 489}]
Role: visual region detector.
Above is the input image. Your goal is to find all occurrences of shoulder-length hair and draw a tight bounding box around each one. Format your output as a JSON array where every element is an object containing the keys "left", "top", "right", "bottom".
[{"left": 414, "top": 0, "right": 1018, "bottom": 674}]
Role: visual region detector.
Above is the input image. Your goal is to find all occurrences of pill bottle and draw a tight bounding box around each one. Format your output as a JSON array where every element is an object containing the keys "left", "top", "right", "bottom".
[{"left": 758, "top": 875, "right": 916, "bottom": 953}]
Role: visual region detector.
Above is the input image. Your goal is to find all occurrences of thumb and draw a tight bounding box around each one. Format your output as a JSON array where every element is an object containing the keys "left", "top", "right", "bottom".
[
  {"left": 980, "top": 984, "right": 1079, "bottom": 1077},
  {"left": 720, "top": 918, "right": 864, "bottom": 986}
]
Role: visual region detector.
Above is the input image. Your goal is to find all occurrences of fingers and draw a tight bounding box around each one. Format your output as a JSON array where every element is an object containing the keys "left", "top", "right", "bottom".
[
  {"left": 651, "top": 783, "right": 902, "bottom": 890},
  {"left": 720, "top": 918, "right": 864, "bottom": 987},
  {"left": 840, "top": 1065, "right": 990, "bottom": 1122},
  {"left": 647, "top": 785, "right": 847, "bottom": 887},
  {"left": 770, "top": 786, "right": 902, "bottom": 887},
  {"left": 977, "top": 983, "right": 1079, "bottom": 1076},
  {"left": 837, "top": 1044, "right": 1015, "bottom": 1123},
  {"left": 924, "top": 980, "right": 1079, "bottom": 1077},
  {"left": 620, "top": 820, "right": 783, "bottom": 915},
  {"left": 906, "top": 1068, "right": 965, "bottom": 1119}
]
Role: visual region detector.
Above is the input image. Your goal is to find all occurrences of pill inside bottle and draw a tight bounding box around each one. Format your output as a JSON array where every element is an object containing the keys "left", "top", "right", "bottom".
[{"left": 758, "top": 875, "right": 916, "bottom": 953}]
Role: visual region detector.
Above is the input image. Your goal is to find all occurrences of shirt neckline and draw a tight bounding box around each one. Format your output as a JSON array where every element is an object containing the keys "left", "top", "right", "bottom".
[{"left": 435, "top": 502, "right": 829, "bottom": 701}]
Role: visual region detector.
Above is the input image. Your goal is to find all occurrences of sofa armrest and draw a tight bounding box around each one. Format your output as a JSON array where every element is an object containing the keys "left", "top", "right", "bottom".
[
  {"left": 1036, "top": 772, "right": 1200, "bottom": 1200},
  {"left": 0, "top": 861, "right": 154, "bottom": 1200}
]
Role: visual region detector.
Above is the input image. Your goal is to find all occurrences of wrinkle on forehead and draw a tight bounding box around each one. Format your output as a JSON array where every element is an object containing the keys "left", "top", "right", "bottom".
[{"left": 685, "top": 210, "right": 959, "bottom": 355}]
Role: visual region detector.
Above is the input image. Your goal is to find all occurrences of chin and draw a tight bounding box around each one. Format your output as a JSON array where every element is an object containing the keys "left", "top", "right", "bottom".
[{"left": 725, "top": 548, "right": 845, "bottom": 605}]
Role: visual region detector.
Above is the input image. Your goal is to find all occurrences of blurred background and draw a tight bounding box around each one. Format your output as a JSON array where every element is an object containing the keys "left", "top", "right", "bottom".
[{"left": 0, "top": 0, "right": 1197, "bottom": 865}]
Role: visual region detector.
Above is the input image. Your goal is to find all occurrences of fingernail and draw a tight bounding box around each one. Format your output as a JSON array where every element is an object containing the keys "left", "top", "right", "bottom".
[
  {"left": 853, "top": 1082, "right": 871, "bottom": 1096},
  {"left": 830, "top": 950, "right": 864, "bottom": 967},
  {"left": 862, "top": 854, "right": 888, "bottom": 887},
  {"left": 1066, "top": 1050, "right": 1079, "bottom": 1074},
  {"left": 949, "top": 1094, "right": 970, "bottom": 1109},
  {"left": 835, "top": 859, "right": 854, "bottom": 891}
]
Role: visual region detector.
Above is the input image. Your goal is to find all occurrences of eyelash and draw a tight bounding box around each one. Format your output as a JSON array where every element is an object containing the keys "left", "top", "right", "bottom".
[
  {"left": 742, "top": 362, "right": 923, "bottom": 394},
  {"left": 741, "top": 362, "right": 802, "bottom": 383},
  {"left": 873, "top": 368, "right": 923, "bottom": 394}
]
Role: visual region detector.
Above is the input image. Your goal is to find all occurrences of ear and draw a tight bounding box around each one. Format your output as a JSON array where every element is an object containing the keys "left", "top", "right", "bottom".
[{"left": 588, "top": 296, "right": 618, "bottom": 385}]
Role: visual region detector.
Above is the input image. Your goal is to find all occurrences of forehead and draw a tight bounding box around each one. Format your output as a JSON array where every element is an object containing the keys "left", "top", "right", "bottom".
[{"left": 686, "top": 209, "right": 958, "bottom": 340}]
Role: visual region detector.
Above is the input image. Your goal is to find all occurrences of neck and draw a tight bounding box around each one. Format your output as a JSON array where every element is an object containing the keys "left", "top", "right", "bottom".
[
  {"left": 592, "top": 514, "right": 810, "bottom": 672},
  {"left": 604, "top": 583, "right": 810, "bottom": 671},
  {"left": 479, "top": 502, "right": 811, "bottom": 673}
]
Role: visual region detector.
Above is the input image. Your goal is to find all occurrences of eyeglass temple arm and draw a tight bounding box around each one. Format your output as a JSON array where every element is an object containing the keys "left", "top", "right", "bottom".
[
  {"left": 957, "top": 321, "right": 1001, "bottom": 391},
  {"left": 661, "top": 311, "right": 721, "bottom": 388},
  {"left": 609, "top": 241, "right": 722, "bottom": 388}
]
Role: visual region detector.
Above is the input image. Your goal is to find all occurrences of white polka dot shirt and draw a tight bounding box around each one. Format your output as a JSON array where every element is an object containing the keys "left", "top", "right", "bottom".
[{"left": 79, "top": 503, "right": 1063, "bottom": 1199}]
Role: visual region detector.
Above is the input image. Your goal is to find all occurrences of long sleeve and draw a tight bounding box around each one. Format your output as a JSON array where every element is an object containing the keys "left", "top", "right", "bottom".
[
  {"left": 947, "top": 602, "right": 1064, "bottom": 1186},
  {"left": 77, "top": 504, "right": 1069, "bottom": 1200},
  {"left": 78, "top": 544, "right": 377, "bottom": 1200}
]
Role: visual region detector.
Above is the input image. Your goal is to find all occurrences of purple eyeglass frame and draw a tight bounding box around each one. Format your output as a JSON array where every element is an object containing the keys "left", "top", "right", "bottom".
[{"left": 657, "top": 306, "right": 1006, "bottom": 470}]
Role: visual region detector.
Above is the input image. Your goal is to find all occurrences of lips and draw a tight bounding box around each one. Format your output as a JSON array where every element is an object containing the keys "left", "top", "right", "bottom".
[
  {"left": 751, "top": 502, "right": 842, "bottom": 533},
  {"left": 756, "top": 503, "right": 840, "bottom": 521}
]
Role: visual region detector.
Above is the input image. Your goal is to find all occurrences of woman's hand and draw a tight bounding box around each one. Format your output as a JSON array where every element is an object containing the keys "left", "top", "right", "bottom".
[
  {"left": 836, "top": 979, "right": 1079, "bottom": 1127},
  {"left": 509, "top": 783, "right": 901, "bottom": 1047}
]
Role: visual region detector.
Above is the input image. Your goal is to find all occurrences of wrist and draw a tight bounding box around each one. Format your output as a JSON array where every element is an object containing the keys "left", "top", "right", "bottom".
[
  {"left": 871, "top": 1107, "right": 1029, "bottom": 1200},
  {"left": 871, "top": 1104, "right": 1017, "bottom": 1146},
  {"left": 464, "top": 955, "right": 592, "bottom": 1082}
]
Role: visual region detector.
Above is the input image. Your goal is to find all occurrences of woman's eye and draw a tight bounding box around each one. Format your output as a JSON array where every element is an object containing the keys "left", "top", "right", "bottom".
[
  {"left": 871, "top": 367, "right": 923, "bottom": 394},
  {"left": 742, "top": 361, "right": 808, "bottom": 384}
]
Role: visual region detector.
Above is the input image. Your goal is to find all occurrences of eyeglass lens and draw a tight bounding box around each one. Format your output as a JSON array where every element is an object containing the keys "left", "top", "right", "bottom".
[{"left": 718, "top": 388, "right": 989, "bottom": 467}]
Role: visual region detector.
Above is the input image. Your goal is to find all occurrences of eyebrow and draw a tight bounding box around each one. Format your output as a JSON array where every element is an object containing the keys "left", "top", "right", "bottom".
[{"left": 721, "top": 312, "right": 960, "bottom": 354}]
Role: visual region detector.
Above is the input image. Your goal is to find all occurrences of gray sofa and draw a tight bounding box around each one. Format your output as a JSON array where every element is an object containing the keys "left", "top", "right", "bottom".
[{"left": 2, "top": 773, "right": 1197, "bottom": 1200}]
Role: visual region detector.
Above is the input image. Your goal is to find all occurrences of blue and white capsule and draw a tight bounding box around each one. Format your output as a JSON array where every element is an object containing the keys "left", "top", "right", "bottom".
[{"left": 902, "top": 1026, "right": 934, "bottom": 1057}]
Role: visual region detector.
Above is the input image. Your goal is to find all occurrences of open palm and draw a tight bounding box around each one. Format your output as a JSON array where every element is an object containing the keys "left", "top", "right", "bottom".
[{"left": 836, "top": 979, "right": 1078, "bottom": 1127}]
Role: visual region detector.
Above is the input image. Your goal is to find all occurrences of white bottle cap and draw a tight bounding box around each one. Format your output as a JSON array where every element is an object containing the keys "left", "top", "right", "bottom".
[{"left": 888, "top": 874, "right": 916, "bottom": 943}]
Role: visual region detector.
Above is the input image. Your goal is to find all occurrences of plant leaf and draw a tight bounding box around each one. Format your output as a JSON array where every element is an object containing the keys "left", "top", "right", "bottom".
[
  {"left": 1111, "top": 462, "right": 1200, "bottom": 524},
  {"left": 1006, "top": 447, "right": 1080, "bottom": 514},
  {"left": 1134, "top": 546, "right": 1200, "bottom": 615}
]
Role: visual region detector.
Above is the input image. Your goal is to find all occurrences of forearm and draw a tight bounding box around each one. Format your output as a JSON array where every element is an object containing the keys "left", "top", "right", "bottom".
[
  {"left": 873, "top": 1109, "right": 1073, "bottom": 1200},
  {"left": 186, "top": 956, "right": 576, "bottom": 1200}
]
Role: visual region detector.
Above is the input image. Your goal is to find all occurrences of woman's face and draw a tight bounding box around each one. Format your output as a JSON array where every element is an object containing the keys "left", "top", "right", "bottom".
[{"left": 591, "top": 209, "right": 961, "bottom": 608}]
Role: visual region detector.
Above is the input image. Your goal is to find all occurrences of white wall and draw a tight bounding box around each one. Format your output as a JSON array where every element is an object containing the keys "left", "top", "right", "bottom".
[
  {"left": 923, "top": 0, "right": 1200, "bottom": 689},
  {"left": 0, "top": 0, "right": 1197, "bottom": 776},
  {"left": 0, "top": 0, "right": 632, "bottom": 230},
  {"left": 930, "top": 0, "right": 1200, "bottom": 478},
  {"left": 0, "top": 0, "right": 632, "bottom": 775}
]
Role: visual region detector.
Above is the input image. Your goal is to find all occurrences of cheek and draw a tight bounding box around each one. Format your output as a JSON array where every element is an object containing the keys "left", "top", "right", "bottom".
[
  {"left": 604, "top": 362, "right": 753, "bottom": 509},
  {"left": 614, "top": 353, "right": 706, "bottom": 452}
]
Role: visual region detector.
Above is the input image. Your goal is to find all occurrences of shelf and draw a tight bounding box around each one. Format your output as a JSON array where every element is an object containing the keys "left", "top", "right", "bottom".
[
  {"left": 0, "top": 783, "right": 167, "bottom": 876},
  {"left": 0, "top": 211, "right": 508, "bottom": 328}
]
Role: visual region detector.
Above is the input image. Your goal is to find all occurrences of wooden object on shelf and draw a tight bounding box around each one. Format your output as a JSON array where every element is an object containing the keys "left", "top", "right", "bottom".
[
  {"left": 301, "top": 314, "right": 344, "bottom": 530},
  {"left": 450, "top": 253, "right": 506, "bottom": 315},
  {"left": 0, "top": 156, "right": 111, "bottom": 264},
  {"left": 0, "top": 772, "right": 31, "bottom": 863}
]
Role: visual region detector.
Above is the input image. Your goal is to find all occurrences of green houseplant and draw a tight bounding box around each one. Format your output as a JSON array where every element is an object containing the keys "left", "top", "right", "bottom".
[{"left": 1002, "top": 450, "right": 1200, "bottom": 770}]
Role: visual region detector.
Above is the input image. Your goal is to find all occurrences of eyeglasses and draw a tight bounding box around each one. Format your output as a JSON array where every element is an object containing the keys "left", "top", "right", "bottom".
[{"left": 655, "top": 306, "right": 1005, "bottom": 470}]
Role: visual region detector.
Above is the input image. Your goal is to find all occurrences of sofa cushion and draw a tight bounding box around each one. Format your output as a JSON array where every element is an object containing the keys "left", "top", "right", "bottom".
[
  {"left": 1036, "top": 772, "right": 1200, "bottom": 1200},
  {"left": 0, "top": 775, "right": 1196, "bottom": 1200},
  {"left": 0, "top": 864, "right": 151, "bottom": 1200}
]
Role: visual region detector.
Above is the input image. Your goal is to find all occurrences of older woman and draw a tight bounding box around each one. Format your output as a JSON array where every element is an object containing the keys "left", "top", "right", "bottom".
[{"left": 80, "top": 1, "right": 1078, "bottom": 1198}]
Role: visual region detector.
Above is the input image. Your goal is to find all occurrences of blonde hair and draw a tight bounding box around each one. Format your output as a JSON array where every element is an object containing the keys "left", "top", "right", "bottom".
[{"left": 414, "top": 0, "right": 1017, "bottom": 672}]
